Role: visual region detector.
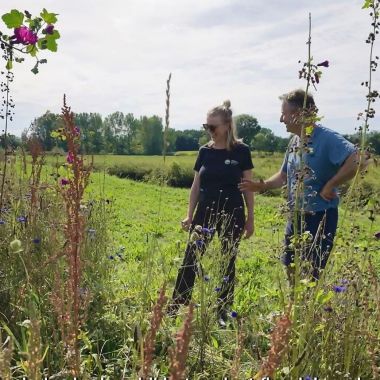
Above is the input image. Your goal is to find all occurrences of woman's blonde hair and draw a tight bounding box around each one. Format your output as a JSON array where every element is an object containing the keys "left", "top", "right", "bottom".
[{"left": 207, "top": 99, "right": 241, "bottom": 151}]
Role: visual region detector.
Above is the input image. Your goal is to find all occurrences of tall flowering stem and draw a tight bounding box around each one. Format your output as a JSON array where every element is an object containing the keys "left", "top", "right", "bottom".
[
  {"left": 254, "top": 307, "right": 292, "bottom": 379},
  {"left": 139, "top": 285, "right": 168, "bottom": 378},
  {"left": 348, "top": 1, "right": 379, "bottom": 195},
  {"left": 163, "top": 72, "right": 172, "bottom": 163},
  {"left": 169, "top": 303, "right": 194, "bottom": 380},
  {"left": 55, "top": 96, "right": 91, "bottom": 376}
]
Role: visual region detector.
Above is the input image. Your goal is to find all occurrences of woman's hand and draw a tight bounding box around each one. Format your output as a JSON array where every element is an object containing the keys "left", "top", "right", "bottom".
[
  {"left": 243, "top": 217, "right": 254, "bottom": 239},
  {"left": 181, "top": 216, "right": 193, "bottom": 231}
]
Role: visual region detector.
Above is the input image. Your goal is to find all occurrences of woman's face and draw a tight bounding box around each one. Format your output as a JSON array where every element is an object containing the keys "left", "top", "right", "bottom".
[{"left": 205, "top": 114, "right": 229, "bottom": 141}]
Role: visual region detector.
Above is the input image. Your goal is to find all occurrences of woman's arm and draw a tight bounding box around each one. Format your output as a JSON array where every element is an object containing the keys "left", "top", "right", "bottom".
[
  {"left": 181, "top": 171, "right": 201, "bottom": 231},
  {"left": 242, "top": 169, "right": 254, "bottom": 239}
]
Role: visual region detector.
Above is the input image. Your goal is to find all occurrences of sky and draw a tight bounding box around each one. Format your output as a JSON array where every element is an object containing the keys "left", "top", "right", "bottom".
[{"left": 2, "top": 0, "right": 379, "bottom": 137}]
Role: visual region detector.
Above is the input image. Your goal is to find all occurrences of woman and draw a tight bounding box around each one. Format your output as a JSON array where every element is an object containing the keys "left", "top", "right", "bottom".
[{"left": 169, "top": 100, "right": 254, "bottom": 326}]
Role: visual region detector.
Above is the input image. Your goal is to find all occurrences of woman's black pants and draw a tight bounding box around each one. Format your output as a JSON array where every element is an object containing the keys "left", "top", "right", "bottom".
[{"left": 172, "top": 193, "right": 246, "bottom": 310}]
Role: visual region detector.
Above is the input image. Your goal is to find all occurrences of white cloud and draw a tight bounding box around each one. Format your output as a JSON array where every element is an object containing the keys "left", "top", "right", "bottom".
[{"left": 1, "top": 0, "right": 379, "bottom": 137}]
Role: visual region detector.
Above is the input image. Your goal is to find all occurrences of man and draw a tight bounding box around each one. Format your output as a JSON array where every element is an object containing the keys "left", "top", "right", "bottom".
[{"left": 239, "top": 89, "right": 359, "bottom": 281}]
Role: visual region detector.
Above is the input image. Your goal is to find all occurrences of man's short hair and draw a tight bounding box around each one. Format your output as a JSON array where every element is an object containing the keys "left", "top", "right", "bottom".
[{"left": 279, "top": 89, "right": 316, "bottom": 109}]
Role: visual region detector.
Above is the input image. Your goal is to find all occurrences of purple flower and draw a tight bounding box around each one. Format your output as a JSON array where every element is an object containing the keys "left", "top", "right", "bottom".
[
  {"left": 324, "top": 306, "right": 333, "bottom": 313},
  {"left": 66, "top": 152, "right": 74, "bottom": 164},
  {"left": 374, "top": 231, "right": 380, "bottom": 240},
  {"left": 73, "top": 126, "right": 80, "bottom": 136},
  {"left": 333, "top": 285, "right": 347, "bottom": 293},
  {"left": 341, "top": 279, "right": 349, "bottom": 285},
  {"left": 32, "top": 238, "right": 40, "bottom": 244},
  {"left": 109, "top": 255, "right": 114, "bottom": 260},
  {"left": 317, "top": 60, "right": 329, "bottom": 67},
  {"left": 195, "top": 239, "right": 205, "bottom": 248},
  {"left": 204, "top": 275, "right": 210, "bottom": 282},
  {"left": 0, "top": 220, "right": 5, "bottom": 225},
  {"left": 17, "top": 216, "right": 27, "bottom": 223},
  {"left": 305, "top": 376, "right": 312, "bottom": 380},
  {"left": 214, "top": 286, "right": 221, "bottom": 292},
  {"left": 60, "top": 178, "right": 69, "bottom": 186},
  {"left": 231, "top": 310, "right": 238, "bottom": 318},
  {"left": 43, "top": 24, "right": 54, "bottom": 35},
  {"left": 201, "top": 227, "right": 211, "bottom": 234},
  {"left": 13, "top": 26, "right": 38, "bottom": 45}
]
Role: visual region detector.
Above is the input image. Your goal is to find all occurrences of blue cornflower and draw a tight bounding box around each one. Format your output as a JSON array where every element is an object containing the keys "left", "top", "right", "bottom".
[
  {"left": 17, "top": 216, "right": 27, "bottom": 223},
  {"left": 305, "top": 376, "right": 312, "bottom": 380},
  {"left": 0, "top": 220, "right": 5, "bottom": 225},
  {"left": 214, "top": 286, "right": 221, "bottom": 292},
  {"left": 333, "top": 285, "right": 347, "bottom": 293},
  {"left": 109, "top": 255, "right": 114, "bottom": 260},
  {"left": 201, "top": 227, "right": 211, "bottom": 234},
  {"left": 32, "top": 238, "right": 40, "bottom": 244},
  {"left": 231, "top": 311, "right": 238, "bottom": 318},
  {"left": 195, "top": 239, "right": 205, "bottom": 248}
]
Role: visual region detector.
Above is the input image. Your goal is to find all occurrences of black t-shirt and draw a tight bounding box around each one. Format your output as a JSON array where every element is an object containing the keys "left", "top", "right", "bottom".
[{"left": 193, "top": 143, "right": 254, "bottom": 194}]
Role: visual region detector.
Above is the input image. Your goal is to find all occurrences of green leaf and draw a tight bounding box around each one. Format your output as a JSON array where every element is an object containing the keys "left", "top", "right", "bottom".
[
  {"left": 40, "top": 8, "right": 58, "bottom": 24},
  {"left": 2, "top": 9, "right": 24, "bottom": 28},
  {"left": 31, "top": 63, "right": 39, "bottom": 75},
  {"left": 6, "top": 60, "right": 13, "bottom": 70},
  {"left": 362, "top": 0, "right": 372, "bottom": 9},
  {"left": 42, "top": 30, "right": 60, "bottom": 52},
  {"left": 26, "top": 44, "right": 38, "bottom": 57}
]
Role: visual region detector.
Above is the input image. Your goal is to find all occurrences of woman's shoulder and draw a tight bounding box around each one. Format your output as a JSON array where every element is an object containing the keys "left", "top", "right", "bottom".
[{"left": 233, "top": 141, "right": 251, "bottom": 153}]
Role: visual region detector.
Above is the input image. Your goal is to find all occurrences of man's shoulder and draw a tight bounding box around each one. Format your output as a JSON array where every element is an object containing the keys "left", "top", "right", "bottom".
[{"left": 315, "top": 125, "right": 344, "bottom": 139}]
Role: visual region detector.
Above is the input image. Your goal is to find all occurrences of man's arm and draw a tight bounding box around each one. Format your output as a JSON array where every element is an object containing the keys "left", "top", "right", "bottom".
[
  {"left": 320, "top": 151, "right": 360, "bottom": 201},
  {"left": 238, "top": 170, "right": 287, "bottom": 192}
]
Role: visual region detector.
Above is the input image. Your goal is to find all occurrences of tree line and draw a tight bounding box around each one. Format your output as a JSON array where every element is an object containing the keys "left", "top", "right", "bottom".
[{"left": 2, "top": 110, "right": 380, "bottom": 155}]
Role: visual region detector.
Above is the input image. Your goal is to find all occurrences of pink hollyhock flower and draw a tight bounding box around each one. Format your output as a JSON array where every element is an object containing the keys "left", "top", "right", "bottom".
[
  {"left": 66, "top": 151, "right": 74, "bottom": 164},
  {"left": 73, "top": 126, "right": 80, "bottom": 136},
  {"left": 13, "top": 26, "right": 38, "bottom": 45}
]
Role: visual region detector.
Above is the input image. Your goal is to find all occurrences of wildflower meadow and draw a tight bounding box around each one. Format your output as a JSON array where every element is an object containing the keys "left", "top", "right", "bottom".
[{"left": 0, "top": 2, "right": 380, "bottom": 380}]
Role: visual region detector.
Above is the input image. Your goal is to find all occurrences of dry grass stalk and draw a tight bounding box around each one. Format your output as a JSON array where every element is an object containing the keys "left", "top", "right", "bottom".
[
  {"left": 163, "top": 72, "right": 171, "bottom": 163},
  {"left": 230, "top": 321, "right": 245, "bottom": 380},
  {"left": 169, "top": 303, "right": 194, "bottom": 380},
  {"left": 0, "top": 333, "right": 13, "bottom": 380},
  {"left": 255, "top": 307, "right": 292, "bottom": 379},
  {"left": 139, "top": 285, "right": 168, "bottom": 378}
]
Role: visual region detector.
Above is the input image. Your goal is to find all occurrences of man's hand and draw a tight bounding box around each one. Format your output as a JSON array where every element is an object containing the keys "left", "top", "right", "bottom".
[
  {"left": 238, "top": 179, "right": 267, "bottom": 193},
  {"left": 320, "top": 182, "right": 337, "bottom": 201},
  {"left": 243, "top": 217, "right": 254, "bottom": 239}
]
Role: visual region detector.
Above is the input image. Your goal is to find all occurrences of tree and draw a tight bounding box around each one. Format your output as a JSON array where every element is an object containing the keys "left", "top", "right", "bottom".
[
  {"left": 30, "top": 111, "right": 62, "bottom": 151},
  {"left": 234, "top": 114, "right": 261, "bottom": 148},
  {"left": 75, "top": 113, "right": 103, "bottom": 154},
  {"left": 140, "top": 115, "right": 163, "bottom": 155}
]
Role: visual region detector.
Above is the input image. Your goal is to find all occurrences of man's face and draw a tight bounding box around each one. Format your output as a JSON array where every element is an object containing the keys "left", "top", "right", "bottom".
[{"left": 280, "top": 101, "right": 300, "bottom": 134}]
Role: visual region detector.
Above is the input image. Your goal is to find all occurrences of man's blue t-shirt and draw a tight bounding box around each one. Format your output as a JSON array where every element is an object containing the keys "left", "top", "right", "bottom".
[{"left": 281, "top": 125, "right": 356, "bottom": 212}]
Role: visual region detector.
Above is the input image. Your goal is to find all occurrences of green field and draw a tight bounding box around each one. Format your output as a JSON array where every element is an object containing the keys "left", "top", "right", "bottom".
[{"left": 1, "top": 152, "right": 380, "bottom": 378}]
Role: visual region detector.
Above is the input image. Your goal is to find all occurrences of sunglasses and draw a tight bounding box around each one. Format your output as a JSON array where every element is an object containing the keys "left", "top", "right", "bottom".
[{"left": 202, "top": 123, "right": 221, "bottom": 132}]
